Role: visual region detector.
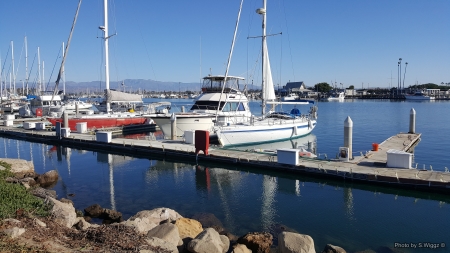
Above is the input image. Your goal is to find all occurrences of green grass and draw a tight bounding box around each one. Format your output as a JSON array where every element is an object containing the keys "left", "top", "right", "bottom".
[{"left": 0, "top": 161, "right": 51, "bottom": 219}]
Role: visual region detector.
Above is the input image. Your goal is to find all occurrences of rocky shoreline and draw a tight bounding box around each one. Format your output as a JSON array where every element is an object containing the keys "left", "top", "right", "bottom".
[{"left": 0, "top": 158, "right": 397, "bottom": 253}]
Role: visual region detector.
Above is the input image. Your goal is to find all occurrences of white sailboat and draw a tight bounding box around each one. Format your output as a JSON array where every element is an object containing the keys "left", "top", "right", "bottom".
[{"left": 214, "top": 0, "right": 317, "bottom": 147}]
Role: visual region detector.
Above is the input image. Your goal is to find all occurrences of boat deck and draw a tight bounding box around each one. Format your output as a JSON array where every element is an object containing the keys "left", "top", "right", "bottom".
[{"left": 0, "top": 121, "right": 449, "bottom": 193}]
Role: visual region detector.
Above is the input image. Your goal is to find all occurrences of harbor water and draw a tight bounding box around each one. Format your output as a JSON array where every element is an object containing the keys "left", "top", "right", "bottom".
[{"left": 1, "top": 99, "right": 449, "bottom": 252}]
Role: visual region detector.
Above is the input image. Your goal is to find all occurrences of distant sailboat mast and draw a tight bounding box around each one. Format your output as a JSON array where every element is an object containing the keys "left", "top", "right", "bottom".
[
  {"left": 25, "top": 36, "right": 28, "bottom": 95},
  {"left": 101, "top": 0, "right": 111, "bottom": 113},
  {"left": 11, "top": 41, "right": 15, "bottom": 96},
  {"left": 37, "top": 47, "right": 41, "bottom": 94}
]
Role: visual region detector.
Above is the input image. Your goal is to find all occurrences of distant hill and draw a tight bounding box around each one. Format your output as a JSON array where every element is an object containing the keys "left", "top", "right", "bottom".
[{"left": 61, "top": 79, "right": 260, "bottom": 94}]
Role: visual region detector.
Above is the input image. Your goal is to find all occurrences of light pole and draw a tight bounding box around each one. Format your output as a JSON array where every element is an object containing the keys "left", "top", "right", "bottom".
[
  {"left": 402, "top": 62, "right": 408, "bottom": 94},
  {"left": 398, "top": 58, "right": 402, "bottom": 95}
]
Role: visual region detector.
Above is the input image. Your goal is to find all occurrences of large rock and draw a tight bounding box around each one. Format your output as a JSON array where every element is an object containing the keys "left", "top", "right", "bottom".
[
  {"left": 144, "top": 237, "right": 178, "bottom": 253},
  {"left": 278, "top": 232, "right": 315, "bottom": 253},
  {"left": 31, "top": 187, "right": 57, "bottom": 199},
  {"left": 175, "top": 218, "right": 203, "bottom": 239},
  {"left": 0, "top": 158, "right": 34, "bottom": 176},
  {"left": 48, "top": 197, "right": 78, "bottom": 228},
  {"left": 146, "top": 223, "right": 181, "bottom": 247},
  {"left": 187, "top": 228, "right": 230, "bottom": 253},
  {"left": 102, "top": 208, "right": 123, "bottom": 223},
  {"left": 36, "top": 170, "right": 59, "bottom": 187},
  {"left": 322, "top": 244, "right": 346, "bottom": 253},
  {"left": 2, "top": 227, "right": 26, "bottom": 239},
  {"left": 122, "top": 208, "right": 183, "bottom": 234},
  {"left": 232, "top": 243, "right": 252, "bottom": 253},
  {"left": 84, "top": 204, "right": 103, "bottom": 217},
  {"left": 237, "top": 232, "right": 273, "bottom": 253}
]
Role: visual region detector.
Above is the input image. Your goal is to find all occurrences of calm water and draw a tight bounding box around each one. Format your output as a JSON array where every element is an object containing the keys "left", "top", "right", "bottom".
[{"left": 1, "top": 99, "right": 449, "bottom": 252}]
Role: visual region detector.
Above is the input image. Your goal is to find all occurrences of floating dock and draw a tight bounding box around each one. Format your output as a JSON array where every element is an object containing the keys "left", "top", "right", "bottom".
[{"left": 0, "top": 122, "right": 449, "bottom": 193}]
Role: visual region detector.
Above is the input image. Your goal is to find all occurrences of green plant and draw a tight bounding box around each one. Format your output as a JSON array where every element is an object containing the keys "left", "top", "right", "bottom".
[{"left": 0, "top": 165, "right": 51, "bottom": 219}]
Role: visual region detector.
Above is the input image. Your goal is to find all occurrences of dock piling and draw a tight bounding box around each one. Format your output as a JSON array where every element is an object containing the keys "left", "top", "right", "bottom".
[
  {"left": 344, "top": 116, "right": 353, "bottom": 159},
  {"left": 409, "top": 108, "right": 416, "bottom": 134},
  {"left": 170, "top": 113, "right": 177, "bottom": 140}
]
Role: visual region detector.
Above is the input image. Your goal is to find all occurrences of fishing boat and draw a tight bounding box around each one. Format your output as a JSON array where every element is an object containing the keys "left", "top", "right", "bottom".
[
  {"left": 405, "top": 91, "right": 435, "bottom": 100},
  {"left": 47, "top": 0, "right": 160, "bottom": 131},
  {"left": 213, "top": 0, "right": 317, "bottom": 147},
  {"left": 326, "top": 91, "right": 345, "bottom": 101},
  {"left": 152, "top": 75, "right": 252, "bottom": 137}
]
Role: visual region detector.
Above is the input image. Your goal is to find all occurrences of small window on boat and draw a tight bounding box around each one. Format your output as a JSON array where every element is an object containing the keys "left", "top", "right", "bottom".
[{"left": 237, "top": 102, "right": 245, "bottom": 111}]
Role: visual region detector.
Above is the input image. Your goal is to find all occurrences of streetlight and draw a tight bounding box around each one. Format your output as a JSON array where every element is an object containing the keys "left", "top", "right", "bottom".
[{"left": 402, "top": 62, "right": 408, "bottom": 93}]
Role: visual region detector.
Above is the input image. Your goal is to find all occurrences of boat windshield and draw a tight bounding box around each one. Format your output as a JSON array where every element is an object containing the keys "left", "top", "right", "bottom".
[
  {"left": 201, "top": 76, "right": 243, "bottom": 93},
  {"left": 190, "top": 101, "right": 245, "bottom": 111}
]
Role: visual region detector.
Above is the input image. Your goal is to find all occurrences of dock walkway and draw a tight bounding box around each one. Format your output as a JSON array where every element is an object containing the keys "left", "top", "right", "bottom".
[{"left": 0, "top": 124, "right": 449, "bottom": 193}]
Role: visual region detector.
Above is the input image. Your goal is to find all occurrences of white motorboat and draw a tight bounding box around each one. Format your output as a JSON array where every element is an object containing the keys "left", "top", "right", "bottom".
[
  {"left": 327, "top": 91, "right": 345, "bottom": 101},
  {"left": 281, "top": 93, "right": 299, "bottom": 101},
  {"left": 63, "top": 100, "right": 94, "bottom": 111},
  {"left": 405, "top": 92, "right": 435, "bottom": 100},
  {"left": 214, "top": 0, "right": 317, "bottom": 147},
  {"left": 151, "top": 75, "right": 252, "bottom": 138}
]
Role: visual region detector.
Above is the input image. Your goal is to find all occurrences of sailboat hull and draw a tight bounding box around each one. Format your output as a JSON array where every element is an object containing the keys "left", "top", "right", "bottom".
[
  {"left": 47, "top": 114, "right": 148, "bottom": 131},
  {"left": 216, "top": 119, "right": 316, "bottom": 147},
  {"left": 152, "top": 114, "right": 216, "bottom": 137}
]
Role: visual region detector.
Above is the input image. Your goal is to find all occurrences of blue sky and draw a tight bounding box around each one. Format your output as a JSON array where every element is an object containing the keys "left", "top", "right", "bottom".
[{"left": 1, "top": 0, "right": 449, "bottom": 89}]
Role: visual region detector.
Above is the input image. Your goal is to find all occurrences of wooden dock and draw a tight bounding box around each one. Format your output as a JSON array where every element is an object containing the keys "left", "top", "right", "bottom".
[{"left": 0, "top": 123, "right": 449, "bottom": 193}]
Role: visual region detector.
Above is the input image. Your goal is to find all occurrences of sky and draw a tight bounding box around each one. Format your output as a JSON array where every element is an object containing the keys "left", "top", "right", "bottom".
[{"left": 0, "top": 0, "right": 449, "bottom": 89}]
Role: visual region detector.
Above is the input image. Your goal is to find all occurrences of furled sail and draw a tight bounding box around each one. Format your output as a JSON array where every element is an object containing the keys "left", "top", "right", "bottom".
[
  {"left": 105, "top": 89, "right": 143, "bottom": 103},
  {"left": 263, "top": 39, "right": 276, "bottom": 101}
]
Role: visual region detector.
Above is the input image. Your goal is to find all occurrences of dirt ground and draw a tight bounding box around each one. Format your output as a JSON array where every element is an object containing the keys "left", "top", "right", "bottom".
[{"left": 0, "top": 216, "right": 172, "bottom": 253}]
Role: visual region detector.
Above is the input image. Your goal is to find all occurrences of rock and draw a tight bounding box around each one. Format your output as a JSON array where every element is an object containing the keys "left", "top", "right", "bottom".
[
  {"left": 122, "top": 208, "right": 183, "bottom": 234},
  {"left": 48, "top": 197, "right": 78, "bottom": 228},
  {"left": 145, "top": 237, "right": 179, "bottom": 253},
  {"left": 20, "top": 177, "right": 37, "bottom": 186},
  {"left": 73, "top": 217, "right": 95, "bottom": 230},
  {"left": 187, "top": 228, "right": 230, "bottom": 253},
  {"left": 191, "top": 213, "right": 225, "bottom": 233},
  {"left": 237, "top": 232, "right": 273, "bottom": 253},
  {"left": 220, "top": 231, "right": 239, "bottom": 243},
  {"left": 34, "top": 218, "right": 47, "bottom": 228},
  {"left": 3, "top": 227, "right": 26, "bottom": 239},
  {"left": 31, "top": 187, "right": 57, "bottom": 199},
  {"left": 232, "top": 244, "right": 252, "bottom": 253},
  {"left": 84, "top": 204, "right": 103, "bottom": 217},
  {"left": 36, "top": 170, "right": 59, "bottom": 187},
  {"left": 2, "top": 218, "right": 21, "bottom": 224},
  {"left": 322, "top": 244, "right": 346, "bottom": 253},
  {"left": 102, "top": 208, "right": 123, "bottom": 223},
  {"left": 146, "top": 223, "right": 181, "bottom": 247},
  {"left": 59, "top": 198, "right": 74, "bottom": 206},
  {"left": 83, "top": 216, "right": 92, "bottom": 222},
  {"left": 278, "top": 232, "right": 315, "bottom": 253},
  {"left": 174, "top": 218, "right": 203, "bottom": 240},
  {"left": 0, "top": 158, "right": 34, "bottom": 176}
]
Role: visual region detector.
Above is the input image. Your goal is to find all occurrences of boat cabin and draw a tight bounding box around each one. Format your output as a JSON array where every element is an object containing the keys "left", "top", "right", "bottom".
[{"left": 201, "top": 75, "right": 245, "bottom": 93}]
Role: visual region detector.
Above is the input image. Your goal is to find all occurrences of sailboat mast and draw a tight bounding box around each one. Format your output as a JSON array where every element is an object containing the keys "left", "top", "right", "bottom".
[
  {"left": 62, "top": 42, "right": 66, "bottom": 95},
  {"left": 11, "top": 41, "right": 15, "bottom": 96},
  {"left": 103, "top": 0, "right": 111, "bottom": 112},
  {"left": 261, "top": 0, "right": 267, "bottom": 115},
  {"left": 38, "top": 47, "right": 41, "bottom": 94},
  {"left": 25, "top": 36, "right": 28, "bottom": 95}
]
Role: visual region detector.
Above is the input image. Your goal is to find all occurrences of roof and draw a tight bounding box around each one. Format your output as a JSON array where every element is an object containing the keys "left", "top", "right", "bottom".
[{"left": 284, "top": 81, "right": 308, "bottom": 91}]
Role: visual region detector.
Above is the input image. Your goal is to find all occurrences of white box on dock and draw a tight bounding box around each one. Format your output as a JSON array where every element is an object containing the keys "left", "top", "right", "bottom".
[
  {"left": 76, "top": 122, "right": 87, "bottom": 133},
  {"left": 4, "top": 120, "right": 13, "bottom": 126},
  {"left": 3, "top": 115, "right": 15, "bottom": 120},
  {"left": 386, "top": 149, "right": 412, "bottom": 169},
  {"left": 35, "top": 122, "right": 46, "bottom": 130},
  {"left": 61, "top": 128, "right": 71, "bottom": 138},
  {"left": 185, "top": 130, "right": 195, "bottom": 144},
  {"left": 277, "top": 148, "right": 299, "bottom": 165},
  {"left": 96, "top": 131, "right": 112, "bottom": 143},
  {"left": 23, "top": 122, "right": 36, "bottom": 130}
]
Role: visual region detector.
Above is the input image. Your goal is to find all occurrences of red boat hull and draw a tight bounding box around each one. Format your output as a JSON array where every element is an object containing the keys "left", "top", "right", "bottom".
[{"left": 47, "top": 117, "right": 147, "bottom": 131}]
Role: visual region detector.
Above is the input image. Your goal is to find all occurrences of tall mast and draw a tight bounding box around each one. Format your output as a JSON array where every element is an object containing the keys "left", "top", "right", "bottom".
[
  {"left": 62, "top": 42, "right": 66, "bottom": 95},
  {"left": 42, "top": 61, "right": 45, "bottom": 92},
  {"left": 257, "top": 0, "right": 267, "bottom": 115},
  {"left": 38, "top": 47, "right": 41, "bottom": 94},
  {"left": 102, "top": 0, "right": 111, "bottom": 112},
  {"left": 11, "top": 41, "right": 15, "bottom": 96},
  {"left": 25, "top": 36, "right": 28, "bottom": 95}
]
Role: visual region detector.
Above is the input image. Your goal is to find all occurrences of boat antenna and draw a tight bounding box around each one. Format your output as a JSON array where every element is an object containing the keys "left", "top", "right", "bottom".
[{"left": 215, "top": 0, "right": 244, "bottom": 122}]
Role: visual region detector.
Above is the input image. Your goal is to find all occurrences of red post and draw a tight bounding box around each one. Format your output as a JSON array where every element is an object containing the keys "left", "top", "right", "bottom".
[{"left": 195, "top": 130, "right": 209, "bottom": 155}]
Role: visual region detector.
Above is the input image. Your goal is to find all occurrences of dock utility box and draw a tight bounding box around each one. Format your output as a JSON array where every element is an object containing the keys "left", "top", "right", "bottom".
[
  {"left": 61, "top": 128, "right": 71, "bottom": 138},
  {"left": 23, "top": 122, "right": 36, "bottom": 130},
  {"left": 277, "top": 149, "right": 299, "bottom": 165},
  {"left": 386, "top": 149, "right": 412, "bottom": 169},
  {"left": 185, "top": 130, "right": 195, "bottom": 144},
  {"left": 96, "top": 131, "right": 112, "bottom": 143},
  {"left": 76, "top": 122, "right": 87, "bottom": 133},
  {"left": 35, "top": 122, "right": 46, "bottom": 130}
]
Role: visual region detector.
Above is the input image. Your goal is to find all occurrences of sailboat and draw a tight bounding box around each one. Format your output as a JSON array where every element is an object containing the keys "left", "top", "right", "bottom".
[
  {"left": 47, "top": 0, "right": 158, "bottom": 131},
  {"left": 214, "top": 0, "right": 317, "bottom": 147}
]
